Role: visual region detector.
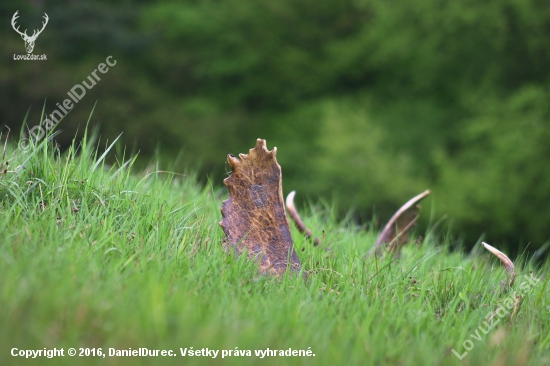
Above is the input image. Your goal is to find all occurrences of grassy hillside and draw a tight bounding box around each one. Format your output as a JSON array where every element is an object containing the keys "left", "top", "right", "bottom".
[
  {"left": 1, "top": 131, "right": 549, "bottom": 366},
  {"left": 4, "top": 0, "right": 550, "bottom": 247}
]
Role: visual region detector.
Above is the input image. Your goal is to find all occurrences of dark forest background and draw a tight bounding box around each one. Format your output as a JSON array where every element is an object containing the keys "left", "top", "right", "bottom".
[{"left": 2, "top": 0, "right": 550, "bottom": 252}]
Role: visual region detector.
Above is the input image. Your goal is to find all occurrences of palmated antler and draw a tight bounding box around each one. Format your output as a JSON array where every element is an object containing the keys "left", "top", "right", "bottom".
[
  {"left": 370, "top": 190, "right": 431, "bottom": 257},
  {"left": 482, "top": 242, "right": 516, "bottom": 288},
  {"left": 219, "top": 139, "right": 301, "bottom": 276},
  {"left": 285, "top": 191, "right": 320, "bottom": 246}
]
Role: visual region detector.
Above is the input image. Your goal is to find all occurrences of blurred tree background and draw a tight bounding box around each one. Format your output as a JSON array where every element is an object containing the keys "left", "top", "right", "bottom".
[{"left": 1, "top": 0, "right": 549, "bottom": 251}]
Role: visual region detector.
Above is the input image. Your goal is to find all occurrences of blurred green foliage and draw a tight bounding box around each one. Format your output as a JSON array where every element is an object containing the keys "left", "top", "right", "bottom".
[{"left": 1, "top": 0, "right": 549, "bottom": 249}]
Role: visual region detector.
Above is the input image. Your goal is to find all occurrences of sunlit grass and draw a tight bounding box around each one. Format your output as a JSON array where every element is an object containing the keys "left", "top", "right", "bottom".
[{"left": 0, "top": 130, "right": 549, "bottom": 366}]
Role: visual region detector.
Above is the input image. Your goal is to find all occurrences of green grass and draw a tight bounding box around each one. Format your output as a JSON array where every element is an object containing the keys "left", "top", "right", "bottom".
[{"left": 0, "top": 130, "right": 549, "bottom": 366}]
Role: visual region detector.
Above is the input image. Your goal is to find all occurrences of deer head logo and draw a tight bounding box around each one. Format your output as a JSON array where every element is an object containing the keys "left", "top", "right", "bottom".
[{"left": 11, "top": 11, "right": 49, "bottom": 54}]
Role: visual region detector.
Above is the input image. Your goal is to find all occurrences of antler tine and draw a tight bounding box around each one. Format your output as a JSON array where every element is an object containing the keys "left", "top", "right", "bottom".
[
  {"left": 40, "top": 13, "right": 49, "bottom": 31},
  {"left": 11, "top": 10, "right": 20, "bottom": 27},
  {"left": 11, "top": 10, "right": 28, "bottom": 37},
  {"left": 369, "top": 189, "right": 430, "bottom": 257},
  {"left": 285, "top": 191, "right": 320, "bottom": 246},
  {"left": 482, "top": 242, "right": 516, "bottom": 287},
  {"left": 31, "top": 13, "right": 49, "bottom": 39}
]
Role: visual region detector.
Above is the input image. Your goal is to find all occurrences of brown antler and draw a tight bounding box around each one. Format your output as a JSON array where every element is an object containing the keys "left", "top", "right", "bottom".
[
  {"left": 370, "top": 190, "right": 431, "bottom": 257},
  {"left": 482, "top": 242, "right": 516, "bottom": 287},
  {"left": 285, "top": 191, "right": 320, "bottom": 245},
  {"left": 220, "top": 139, "right": 301, "bottom": 276}
]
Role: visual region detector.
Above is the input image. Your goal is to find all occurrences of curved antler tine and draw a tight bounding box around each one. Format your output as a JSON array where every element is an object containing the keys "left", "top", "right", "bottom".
[
  {"left": 482, "top": 242, "right": 516, "bottom": 287},
  {"left": 33, "top": 13, "right": 49, "bottom": 38},
  {"left": 369, "top": 189, "right": 430, "bottom": 257},
  {"left": 285, "top": 191, "right": 320, "bottom": 246},
  {"left": 41, "top": 13, "right": 49, "bottom": 29},
  {"left": 11, "top": 10, "right": 27, "bottom": 37}
]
